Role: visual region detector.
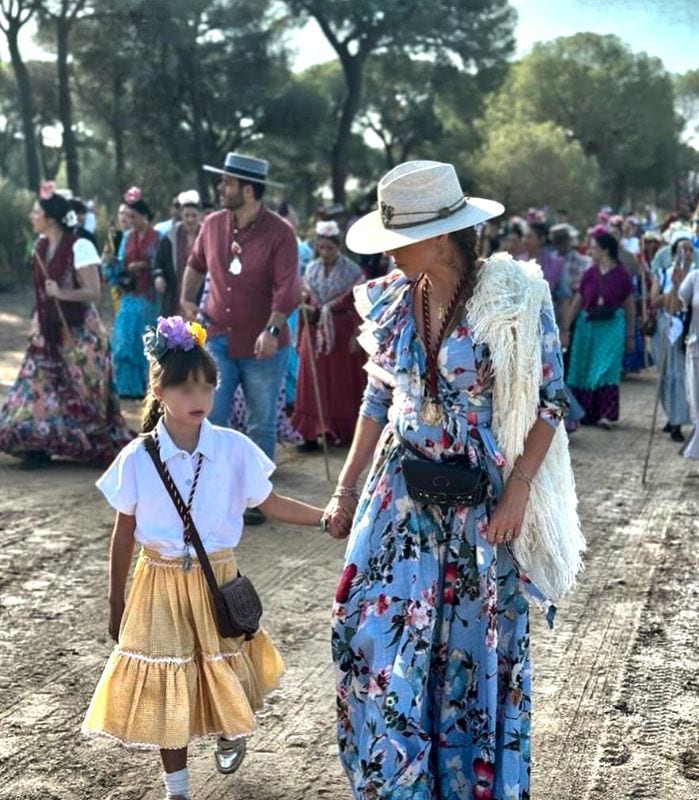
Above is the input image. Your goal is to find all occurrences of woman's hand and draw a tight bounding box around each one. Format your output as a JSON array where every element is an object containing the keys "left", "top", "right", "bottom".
[
  {"left": 485, "top": 479, "right": 529, "bottom": 546},
  {"left": 559, "top": 329, "right": 570, "bottom": 350},
  {"left": 625, "top": 335, "right": 636, "bottom": 354},
  {"left": 154, "top": 276, "right": 167, "bottom": 294},
  {"left": 108, "top": 597, "right": 125, "bottom": 642},
  {"left": 44, "top": 279, "right": 62, "bottom": 299}
]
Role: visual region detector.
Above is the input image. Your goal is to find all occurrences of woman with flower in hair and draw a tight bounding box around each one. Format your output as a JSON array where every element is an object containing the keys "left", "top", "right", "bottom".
[
  {"left": 82, "top": 315, "right": 325, "bottom": 800},
  {"left": 111, "top": 187, "right": 162, "bottom": 398},
  {"left": 0, "top": 183, "right": 131, "bottom": 468}
]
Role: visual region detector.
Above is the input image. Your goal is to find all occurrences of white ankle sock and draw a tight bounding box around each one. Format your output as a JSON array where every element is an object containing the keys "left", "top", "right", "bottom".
[{"left": 163, "top": 767, "right": 189, "bottom": 798}]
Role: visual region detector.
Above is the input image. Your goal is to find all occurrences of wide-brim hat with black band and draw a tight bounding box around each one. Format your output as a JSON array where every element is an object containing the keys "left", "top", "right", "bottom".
[
  {"left": 203, "top": 152, "right": 284, "bottom": 188},
  {"left": 346, "top": 160, "right": 504, "bottom": 254}
]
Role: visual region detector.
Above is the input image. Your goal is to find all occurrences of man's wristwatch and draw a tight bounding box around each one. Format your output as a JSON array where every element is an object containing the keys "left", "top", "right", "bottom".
[{"left": 265, "top": 324, "right": 281, "bottom": 338}]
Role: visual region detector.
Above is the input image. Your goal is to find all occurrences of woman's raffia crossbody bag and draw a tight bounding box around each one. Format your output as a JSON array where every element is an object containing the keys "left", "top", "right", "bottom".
[
  {"left": 141, "top": 434, "right": 262, "bottom": 640},
  {"left": 398, "top": 435, "right": 489, "bottom": 509}
]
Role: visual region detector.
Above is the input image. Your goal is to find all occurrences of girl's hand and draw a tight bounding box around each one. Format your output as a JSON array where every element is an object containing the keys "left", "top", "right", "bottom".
[
  {"left": 108, "top": 598, "right": 125, "bottom": 642},
  {"left": 485, "top": 480, "right": 529, "bottom": 546}
]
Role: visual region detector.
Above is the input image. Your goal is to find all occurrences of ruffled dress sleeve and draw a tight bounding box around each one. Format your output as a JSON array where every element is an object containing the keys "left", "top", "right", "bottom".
[{"left": 353, "top": 271, "right": 412, "bottom": 426}]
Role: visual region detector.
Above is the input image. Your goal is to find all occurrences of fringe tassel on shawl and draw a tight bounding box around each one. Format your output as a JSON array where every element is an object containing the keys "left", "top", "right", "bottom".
[{"left": 467, "top": 253, "right": 585, "bottom": 600}]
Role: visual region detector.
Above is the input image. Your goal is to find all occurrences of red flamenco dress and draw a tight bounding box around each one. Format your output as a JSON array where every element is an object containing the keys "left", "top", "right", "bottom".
[{"left": 292, "top": 254, "right": 367, "bottom": 446}]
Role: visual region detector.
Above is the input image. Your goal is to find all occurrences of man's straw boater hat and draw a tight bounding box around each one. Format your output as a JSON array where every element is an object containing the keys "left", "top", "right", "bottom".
[{"left": 346, "top": 160, "right": 504, "bottom": 255}]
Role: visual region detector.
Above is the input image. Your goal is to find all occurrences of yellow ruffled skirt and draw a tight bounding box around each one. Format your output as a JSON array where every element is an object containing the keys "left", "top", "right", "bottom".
[{"left": 82, "top": 547, "right": 284, "bottom": 750}]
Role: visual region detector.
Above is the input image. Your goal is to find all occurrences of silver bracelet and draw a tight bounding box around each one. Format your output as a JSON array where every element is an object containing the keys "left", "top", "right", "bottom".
[
  {"left": 333, "top": 485, "right": 358, "bottom": 499},
  {"left": 509, "top": 464, "right": 533, "bottom": 489}
]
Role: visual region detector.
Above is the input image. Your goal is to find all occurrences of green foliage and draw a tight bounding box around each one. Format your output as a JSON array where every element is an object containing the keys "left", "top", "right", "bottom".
[
  {"left": 475, "top": 120, "right": 600, "bottom": 228},
  {"left": 284, "top": 0, "right": 516, "bottom": 201},
  {"left": 482, "top": 34, "right": 680, "bottom": 206},
  {"left": 0, "top": 180, "right": 34, "bottom": 290},
  {"left": 0, "top": 4, "right": 695, "bottom": 217}
]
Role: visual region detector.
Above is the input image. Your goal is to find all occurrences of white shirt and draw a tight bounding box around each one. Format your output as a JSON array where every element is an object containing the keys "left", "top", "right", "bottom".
[
  {"left": 73, "top": 237, "right": 100, "bottom": 269},
  {"left": 96, "top": 418, "right": 275, "bottom": 557}
]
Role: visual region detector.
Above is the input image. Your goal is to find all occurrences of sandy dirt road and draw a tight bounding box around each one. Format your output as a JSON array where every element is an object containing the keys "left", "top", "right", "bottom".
[{"left": 0, "top": 288, "right": 697, "bottom": 800}]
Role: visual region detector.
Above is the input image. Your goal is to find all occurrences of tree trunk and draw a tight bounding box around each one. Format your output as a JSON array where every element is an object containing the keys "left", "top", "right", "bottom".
[
  {"left": 56, "top": 17, "right": 80, "bottom": 195},
  {"left": 111, "top": 74, "right": 126, "bottom": 193},
  {"left": 6, "top": 22, "right": 41, "bottom": 190},
  {"left": 331, "top": 56, "right": 364, "bottom": 206},
  {"left": 179, "top": 48, "right": 209, "bottom": 203}
]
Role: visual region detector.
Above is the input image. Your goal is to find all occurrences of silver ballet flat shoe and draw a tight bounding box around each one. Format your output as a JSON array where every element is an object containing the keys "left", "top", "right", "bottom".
[{"left": 214, "top": 736, "right": 247, "bottom": 775}]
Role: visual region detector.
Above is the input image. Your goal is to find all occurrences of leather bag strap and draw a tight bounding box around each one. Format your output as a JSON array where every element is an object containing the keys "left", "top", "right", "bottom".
[{"left": 141, "top": 434, "right": 222, "bottom": 599}]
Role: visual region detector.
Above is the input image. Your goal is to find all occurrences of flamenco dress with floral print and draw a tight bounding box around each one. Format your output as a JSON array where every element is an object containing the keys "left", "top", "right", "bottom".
[
  {"left": 0, "top": 232, "right": 132, "bottom": 464},
  {"left": 333, "top": 272, "right": 568, "bottom": 800}
]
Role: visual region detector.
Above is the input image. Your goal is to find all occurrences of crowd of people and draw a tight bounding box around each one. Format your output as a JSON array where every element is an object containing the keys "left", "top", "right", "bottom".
[
  {"left": 0, "top": 151, "right": 697, "bottom": 800},
  {"left": 483, "top": 205, "right": 699, "bottom": 456}
]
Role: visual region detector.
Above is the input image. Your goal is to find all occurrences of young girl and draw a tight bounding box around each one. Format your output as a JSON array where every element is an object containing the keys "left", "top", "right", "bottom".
[{"left": 82, "top": 316, "right": 325, "bottom": 800}]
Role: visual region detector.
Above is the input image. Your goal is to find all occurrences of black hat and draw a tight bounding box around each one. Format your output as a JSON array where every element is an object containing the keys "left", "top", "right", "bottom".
[{"left": 203, "top": 152, "right": 284, "bottom": 188}]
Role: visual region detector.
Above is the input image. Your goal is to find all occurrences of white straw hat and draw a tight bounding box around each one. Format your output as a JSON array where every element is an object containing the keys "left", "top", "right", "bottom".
[{"left": 346, "top": 160, "right": 504, "bottom": 254}]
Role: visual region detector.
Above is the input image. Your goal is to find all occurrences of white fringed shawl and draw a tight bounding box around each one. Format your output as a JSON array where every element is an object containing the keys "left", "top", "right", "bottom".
[{"left": 466, "top": 253, "right": 585, "bottom": 600}]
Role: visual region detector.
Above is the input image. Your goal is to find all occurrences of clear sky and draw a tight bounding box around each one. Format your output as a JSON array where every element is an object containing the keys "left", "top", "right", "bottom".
[{"left": 292, "top": 0, "right": 699, "bottom": 74}]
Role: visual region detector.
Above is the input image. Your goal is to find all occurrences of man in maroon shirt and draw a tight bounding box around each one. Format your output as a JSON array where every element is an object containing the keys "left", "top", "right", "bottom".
[{"left": 181, "top": 154, "right": 300, "bottom": 522}]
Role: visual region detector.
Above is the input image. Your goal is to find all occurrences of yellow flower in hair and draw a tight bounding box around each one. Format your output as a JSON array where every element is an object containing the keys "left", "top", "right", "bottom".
[{"left": 187, "top": 321, "right": 207, "bottom": 348}]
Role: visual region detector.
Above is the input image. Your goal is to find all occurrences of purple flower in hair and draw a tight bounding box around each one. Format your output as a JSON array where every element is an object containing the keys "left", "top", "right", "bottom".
[
  {"left": 157, "top": 315, "right": 194, "bottom": 350},
  {"left": 144, "top": 315, "right": 198, "bottom": 360}
]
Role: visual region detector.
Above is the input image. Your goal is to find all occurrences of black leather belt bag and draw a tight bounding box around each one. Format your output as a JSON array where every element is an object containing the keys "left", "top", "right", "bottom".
[{"left": 398, "top": 437, "right": 489, "bottom": 509}]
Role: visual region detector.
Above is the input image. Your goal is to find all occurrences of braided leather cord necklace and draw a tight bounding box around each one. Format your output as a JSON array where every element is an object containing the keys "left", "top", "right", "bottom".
[
  {"left": 153, "top": 430, "right": 204, "bottom": 572},
  {"left": 420, "top": 273, "right": 467, "bottom": 425}
]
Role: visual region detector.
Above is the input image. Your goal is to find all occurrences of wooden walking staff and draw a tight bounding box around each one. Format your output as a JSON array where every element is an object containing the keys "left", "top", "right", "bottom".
[
  {"left": 641, "top": 326, "right": 669, "bottom": 486},
  {"left": 640, "top": 267, "right": 649, "bottom": 369},
  {"left": 299, "top": 299, "right": 332, "bottom": 483},
  {"left": 34, "top": 248, "right": 75, "bottom": 348}
]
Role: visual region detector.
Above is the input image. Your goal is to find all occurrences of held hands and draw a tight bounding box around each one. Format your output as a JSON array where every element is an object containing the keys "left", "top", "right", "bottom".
[
  {"left": 322, "top": 493, "right": 357, "bottom": 539},
  {"left": 254, "top": 330, "right": 278, "bottom": 360}
]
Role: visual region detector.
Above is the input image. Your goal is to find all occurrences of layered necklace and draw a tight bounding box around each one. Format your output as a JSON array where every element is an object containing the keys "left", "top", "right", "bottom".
[
  {"left": 228, "top": 210, "right": 261, "bottom": 276},
  {"left": 419, "top": 272, "right": 467, "bottom": 426}
]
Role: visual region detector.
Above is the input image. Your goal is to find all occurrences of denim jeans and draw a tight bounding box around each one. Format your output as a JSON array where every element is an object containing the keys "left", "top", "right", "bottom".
[{"left": 207, "top": 335, "right": 289, "bottom": 460}]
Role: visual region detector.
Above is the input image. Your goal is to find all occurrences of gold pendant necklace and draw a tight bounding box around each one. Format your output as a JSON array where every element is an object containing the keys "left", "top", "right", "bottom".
[{"left": 420, "top": 396, "right": 445, "bottom": 426}]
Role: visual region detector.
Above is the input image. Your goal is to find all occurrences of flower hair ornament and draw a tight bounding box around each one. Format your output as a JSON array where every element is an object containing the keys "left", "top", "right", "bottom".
[
  {"left": 143, "top": 316, "right": 207, "bottom": 361},
  {"left": 123, "top": 185, "right": 142, "bottom": 204},
  {"left": 40, "top": 181, "right": 56, "bottom": 200}
]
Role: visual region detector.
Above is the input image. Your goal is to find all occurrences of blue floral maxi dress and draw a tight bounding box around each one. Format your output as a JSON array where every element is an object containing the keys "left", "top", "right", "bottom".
[{"left": 332, "top": 273, "right": 568, "bottom": 800}]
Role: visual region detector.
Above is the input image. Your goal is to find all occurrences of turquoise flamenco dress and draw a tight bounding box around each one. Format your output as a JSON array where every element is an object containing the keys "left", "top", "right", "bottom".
[{"left": 332, "top": 272, "right": 568, "bottom": 800}]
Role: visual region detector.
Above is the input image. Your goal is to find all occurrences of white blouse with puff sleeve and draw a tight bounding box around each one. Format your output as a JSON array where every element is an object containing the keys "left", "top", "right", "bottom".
[{"left": 96, "top": 418, "right": 274, "bottom": 557}]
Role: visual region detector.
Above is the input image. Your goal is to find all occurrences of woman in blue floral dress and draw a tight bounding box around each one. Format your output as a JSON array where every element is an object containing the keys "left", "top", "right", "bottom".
[{"left": 323, "top": 162, "right": 576, "bottom": 800}]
